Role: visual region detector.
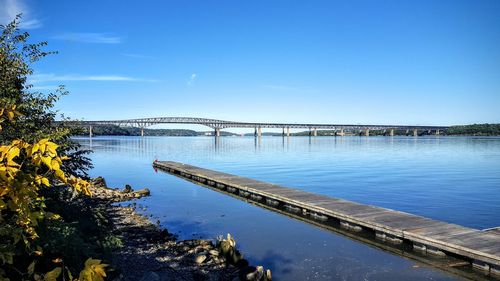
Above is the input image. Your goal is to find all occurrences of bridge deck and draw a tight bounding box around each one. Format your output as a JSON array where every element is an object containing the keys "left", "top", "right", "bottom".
[{"left": 153, "top": 161, "right": 500, "bottom": 277}]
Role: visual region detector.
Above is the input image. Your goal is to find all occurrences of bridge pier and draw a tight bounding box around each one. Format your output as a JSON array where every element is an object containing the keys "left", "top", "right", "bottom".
[
  {"left": 312, "top": 128, "right": 317, "bottom": 137},
  {"left": 365, "top": 129, "right": 370, "bottom": 137},
  {"left": 413, "top": 129, "right": 418, "bottom": 137},
  {"left": 141, "top": 128, "right": 144, "bottom": 137},
  {"left": 336, "top": 128, "right": 344, "bottom": 136},
  {"left": 89, "top": 125, "right": 93, "bottom": 138},
  {"left": 436, "top": 129, "right": 440, "bottom": 135},
  {"left": 286, "top": 127, "right": 290, "bottom": 137},
  {"left": 257, "top": 127, "right": 262, "bottom": 137},
  {"left": 389, "top": 129, "right": 394, "bottom": 136},
  {"left": 215, "top": 128, "right": 220, "bottom": 137},
  {"left": 282, "top": 128, "right": 285, "bottom": 137}
]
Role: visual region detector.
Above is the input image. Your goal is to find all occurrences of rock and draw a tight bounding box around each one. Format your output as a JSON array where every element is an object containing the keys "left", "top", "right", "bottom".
[
  {"left": 139, "top": 271, "right": 160, "bottom": 281},
  {"left": 227, "top": 233, "right": 236, "bottom": 247},
  {"left": 209, "top": 249, "right": 219, "bottom": 256},
  {"left": 245, "top": 266, "right": 264, "bottom": 281},
  {"left": 123, "top": 184, "right": 133, "bottom": 193},
  {"left": 227, "top": 249, "right": 243, "bottom": 265},
  {"left": 92, "top": 176, "right": 107, "bottom": 188},
  {"left": 159, "top": 229, "right": 171, "bottom": 239},
  {"left": 134, "top": 188, "right": 151, "bottom": 197},
  {"left": 266, "top": 269, "right": 272, "bottom": 281},
  {"left": 219, "top": 240, "right": 232, "bottom": 256},
  {"left": 195, "top": 254, "right": 207, "bottom": 264}
]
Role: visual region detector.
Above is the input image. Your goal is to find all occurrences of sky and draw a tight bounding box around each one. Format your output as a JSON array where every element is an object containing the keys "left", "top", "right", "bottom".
[{"left": 1, "top": 0, "right": 500, "bottom": 128}]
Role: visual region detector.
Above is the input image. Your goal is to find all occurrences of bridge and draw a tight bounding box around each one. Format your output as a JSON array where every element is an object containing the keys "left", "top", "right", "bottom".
[{"left": 64, "top": 117, "right": 450, "bottom": 137}]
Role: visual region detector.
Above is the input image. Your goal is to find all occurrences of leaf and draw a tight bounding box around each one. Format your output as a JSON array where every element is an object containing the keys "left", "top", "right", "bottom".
[
  {"left": 80, "top": 258, "right": 108, "bottom": 281},
  {"left": 45, "top": 142, "right": 58, "bottom": 155},
  {"left": 7, "top": 111, "right": 14, "bottom": 120},
  {"left": 27, "top": 261, "right": 36, "bottom": 275},
  {"left": 41, "top": 177, "right": 49, "bottom": 186},
  {"left": 31, "top": 143, "right": 39, "bottom": 154},
  {"left": 50, "top": 159, "right": 60, "bottom": 171},
  {"left": 6, "top": 146, "right": 20, "bottom": 161},
  {"left": 41, "top": 156, "right": 52, "bottom": 169},
  {"left": 84, "top": 258, "right": 101, "bottom": 267},
  {"left": 43, "top": 267, "right": 61, "bottom": 281}
]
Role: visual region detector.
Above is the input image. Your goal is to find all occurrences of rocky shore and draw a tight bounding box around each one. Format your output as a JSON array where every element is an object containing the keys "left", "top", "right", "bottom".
[{"left": 89, "top": 177, "right": 272, "bottom": 281}]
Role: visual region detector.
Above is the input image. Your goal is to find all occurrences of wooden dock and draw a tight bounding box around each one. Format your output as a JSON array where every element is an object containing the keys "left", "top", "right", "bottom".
[{"left": 153, "top": 161, "right": 500, "bottom": 278}]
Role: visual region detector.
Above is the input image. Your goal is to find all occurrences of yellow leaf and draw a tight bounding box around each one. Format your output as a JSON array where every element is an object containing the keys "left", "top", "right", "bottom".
[
  {"left": 46, "top": 142, "right": 58, "bottom": 155},
  {"left": 50, "top": 159, "right": 60, "bottom": 171},
  {"left": 31, "top": 143, "right": 40, "bottom": 154},
  {"left": 41, "top": 177, "right": 49, "bottom": 186},
  {"left": 43, "top": 267, "right": 61, "bottom": 281},
  {"left": 84, "top": 258, "right": 101, "bottom": 267},
  {"left": 93, "top": 264, "right": 107, "bottom": 277},
  {"left": 6, "top": 146, "right": 20, "bottom": 161},
  {"left": 41, "top": 156, "right": 52, "bottom": 169}
]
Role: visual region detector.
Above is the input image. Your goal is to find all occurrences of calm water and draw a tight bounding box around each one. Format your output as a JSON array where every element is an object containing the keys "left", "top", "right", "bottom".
[{"left": 77, "top": 136, "right": 500, "bottom": 281}]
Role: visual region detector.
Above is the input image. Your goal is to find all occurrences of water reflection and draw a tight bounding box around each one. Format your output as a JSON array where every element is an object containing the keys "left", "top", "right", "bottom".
[{"left": 76, "top": 136, "right": 500, "bottom": 280}]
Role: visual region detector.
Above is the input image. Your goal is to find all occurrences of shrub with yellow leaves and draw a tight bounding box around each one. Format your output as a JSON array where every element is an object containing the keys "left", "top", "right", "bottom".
[
  {"left": 1, "top": 16, "right": 108, "bottom": 281},
  {"left": 0, "top": 104, "right": 102, "bottom": 280}
]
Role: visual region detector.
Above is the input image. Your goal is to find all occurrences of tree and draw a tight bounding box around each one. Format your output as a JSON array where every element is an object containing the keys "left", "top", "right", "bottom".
[
  {"left": 1, "top": 16, "right": 106, "bottom": 280},
  {"left": 0, "top": 16, "right": 92, "bottom": 179}
]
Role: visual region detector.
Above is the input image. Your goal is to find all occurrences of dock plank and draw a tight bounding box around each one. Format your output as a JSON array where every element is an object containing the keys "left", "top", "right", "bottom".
[{"left": 153, "top": 161, "right": 500, "bottom": 269}]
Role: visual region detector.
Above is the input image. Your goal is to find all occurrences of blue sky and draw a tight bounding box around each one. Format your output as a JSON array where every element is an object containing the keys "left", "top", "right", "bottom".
[{"left": 1, "top": 0, "right": 499, "bottom": 128}]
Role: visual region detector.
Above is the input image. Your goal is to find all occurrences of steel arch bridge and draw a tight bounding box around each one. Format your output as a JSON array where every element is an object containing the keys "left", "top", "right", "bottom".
[{"left": 62, "top": 117, "right": 450, "bottom": 137}]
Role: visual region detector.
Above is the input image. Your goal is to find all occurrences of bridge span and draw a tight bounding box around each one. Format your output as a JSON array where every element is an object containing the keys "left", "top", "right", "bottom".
[{"left": 64, "top": 117, "right": 449, "bottom": 137}]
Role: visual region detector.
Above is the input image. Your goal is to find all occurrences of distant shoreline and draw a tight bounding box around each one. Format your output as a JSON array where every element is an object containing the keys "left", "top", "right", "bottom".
[{"left": 73, "top": 123, "right": 500, "bottom": 137}]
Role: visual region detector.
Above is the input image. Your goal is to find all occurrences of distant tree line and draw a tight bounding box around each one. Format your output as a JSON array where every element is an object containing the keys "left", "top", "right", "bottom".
[
  {"left": 445, "top": 124, "right": 500, "bottom": 136},
  {"left": 77, "top": 125, "right": 200, "bottom": 136}
]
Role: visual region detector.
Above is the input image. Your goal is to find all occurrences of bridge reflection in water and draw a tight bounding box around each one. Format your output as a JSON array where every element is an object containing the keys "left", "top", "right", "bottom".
[{"left": 65, "top": 117, "right": 449, "bottom": 138}]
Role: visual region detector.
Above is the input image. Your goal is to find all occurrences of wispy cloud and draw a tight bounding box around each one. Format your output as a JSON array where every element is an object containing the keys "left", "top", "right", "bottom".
[
  {"left": 30, "top": 73, "right": 157, "bottom": 83},
  {"left": 0, "top": 0, "right": 42, "bottom": 29},
  {"left": 52, "top": 32, "right": 122, "bottom": 44},
  {"left": 30, "top": 85, "right": 60, "bottom": 91},
  {"left": 187, "top": 73, "right": 197, "bottom": 86}
]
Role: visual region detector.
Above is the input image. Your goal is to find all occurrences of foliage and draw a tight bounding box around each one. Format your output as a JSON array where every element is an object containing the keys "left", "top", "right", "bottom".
[
  {"left": 36, "top": 186, "right": 122, "bottom": 275},
  {"left": 78, "top": 259, "right": 108, "bottom": 281},
  {"left": 0, "top": 16, "right": 92, "bottom": 179},
  {"left": 446, "top": 124, "right": 500, "bottom": 136},
  {"left": 77, "top": 124, "right": 201, "bottom": 136},
  {"left": 0, "top": 16, "right": 107, "bottom": 280}
]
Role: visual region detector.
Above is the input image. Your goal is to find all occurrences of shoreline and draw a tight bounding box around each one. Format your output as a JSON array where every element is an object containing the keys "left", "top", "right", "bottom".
[{"left": 88, "top": 177, "right": 271, "bottom": 281}]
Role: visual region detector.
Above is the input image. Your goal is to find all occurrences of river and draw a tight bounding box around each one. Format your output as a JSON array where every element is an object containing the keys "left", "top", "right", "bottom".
[{"left": 76, "top": 136, "right": 500, "bottom": 280}]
